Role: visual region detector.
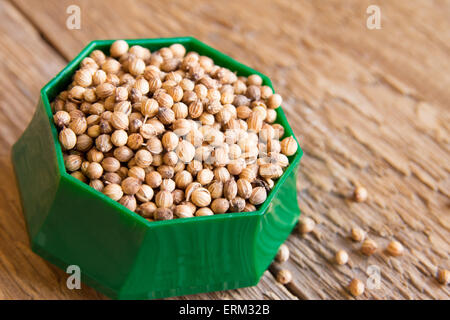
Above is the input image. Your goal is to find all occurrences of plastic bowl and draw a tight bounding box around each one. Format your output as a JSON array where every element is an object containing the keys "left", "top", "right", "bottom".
[{"left": 12, "top": 37, "right": 303, "bottom": 299}]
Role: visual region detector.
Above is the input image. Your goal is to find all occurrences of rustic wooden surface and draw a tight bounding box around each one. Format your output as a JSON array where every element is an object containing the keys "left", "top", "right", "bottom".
[{"left": 0, "top": 0, "right": 448, "bottom": 299}]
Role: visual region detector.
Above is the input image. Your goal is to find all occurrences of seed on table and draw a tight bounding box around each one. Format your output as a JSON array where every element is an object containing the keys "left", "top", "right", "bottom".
[
  {"left": 276, "top": 269, "right": 292, "bottom": 284},
  {"left": 335, "top": 250, "right": 349, "bottom": 265},
  {"left": 103, "top": 183, "right": 123, "bottom": 201},
  {"left": 350, "top": 227, "right": 365, "bottom": 242},
  {"left": 386, "top": 240, "right": 404, "bottom": 257},
  {"left": 348, "top": 279, "right": 364, "bottom": 297},
  {"left": 298, "top": 216, "right": 315, "bottom": 234},
  {"left": 275, "top": 244, "right": 290, "bottom": 263},
  {"left": 353, "top": 186, "right": 368, "bottom": 202},
  {"left": 437, "top": 269, "right": 449, "bottom": 285},
  {"left": 361, "top": 239, "right": 377, "bottom": 256}
]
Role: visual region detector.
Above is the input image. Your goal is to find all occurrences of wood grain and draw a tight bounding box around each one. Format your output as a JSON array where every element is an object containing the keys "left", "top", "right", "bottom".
[{"left": 2, "top": 0, "right": 449, "bottom": 299}]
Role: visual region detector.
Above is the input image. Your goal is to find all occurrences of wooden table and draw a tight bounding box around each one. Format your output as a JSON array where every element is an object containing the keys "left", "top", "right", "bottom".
[{"left": 0, "top": 0, "right": 448, "bottom": 300}]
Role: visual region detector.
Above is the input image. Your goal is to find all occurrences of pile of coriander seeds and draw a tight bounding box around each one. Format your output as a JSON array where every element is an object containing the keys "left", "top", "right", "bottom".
[{"left": 52, "top": 40, "right": 298, "bottom": 221}]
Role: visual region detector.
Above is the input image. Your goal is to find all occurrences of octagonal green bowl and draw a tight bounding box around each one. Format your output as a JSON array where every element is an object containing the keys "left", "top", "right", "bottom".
[{"left": 12, "top": 37, "right": 303, "bottom": 299}]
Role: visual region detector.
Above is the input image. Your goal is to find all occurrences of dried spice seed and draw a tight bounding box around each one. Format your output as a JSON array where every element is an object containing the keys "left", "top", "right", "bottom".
[
  {"left": 335, "top": 250, "right": 349, "bottom": 265},
  {"left": 353, "top": 186, "right": 368, "bottom": 202},
  {"left": 361, "top": 239, "right": 378, "bottom": 256},
  {"left": 437, "top": 269, "right": 449, "bottom": 285},
  {"left": 275, "top": 244, "right": 290, "bottom": 263},
  {"left": 298, "top": 217, "right": 315, "bottom": 234},
  {"left": 276, "top": 269, "right": 292, "bottom": 284},
  {"left": 348, "top": 279, "right": 364, "bottom": 297},
  {"left": 386, "top": 240, "right": 404, "bottom": 257}
]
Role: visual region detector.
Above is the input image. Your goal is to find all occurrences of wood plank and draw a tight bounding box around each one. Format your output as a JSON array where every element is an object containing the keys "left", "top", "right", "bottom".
[{"left": 7, "top": 0, "right": 450, "bottom": 300}]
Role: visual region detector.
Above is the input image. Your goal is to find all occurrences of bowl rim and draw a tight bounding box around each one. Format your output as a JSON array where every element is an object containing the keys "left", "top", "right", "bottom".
[{"left": 41, "top": 36, "right": 303, "bottom": 228}]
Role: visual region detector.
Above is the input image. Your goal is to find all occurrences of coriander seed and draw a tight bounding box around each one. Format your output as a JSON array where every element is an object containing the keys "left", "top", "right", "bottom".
[
  {"left": 103, "top": 184, "right": 123, "bottom": 201},
  {"left": 191, "top": 188, "right": 211, "bottom": 207},
  {"left": 335, "top": 250, "right": 349, "bottom": 265},
  {"left": 353, "top": 186, "right": 368, "bottom": 202},
  {"left": 211, "top": 198, "right": 229, "bottom": 214},
  {"left": 361, "top": 239, "right": 377, "bottom": 256},
  {"left": 437, "top": 268, "right": 449, "bottom": 285},
  {"left": 350, "top": 227, "right": 365, "bottom": 242},
  {"left": 386, "top": 240, "right": 404, "bottom": 257},
  {"left": 298, "top": 217, "right": 315, "bottom": 234},
  {"left": 348, "top": 279, "right": 364, "bottom": 297},
  {"left": 276, "top": 269, "right": 292, "bottom": 284},
  {"left": 275, "top": 244, "right": 290, "bottom": 263},
  {"left": 121, "top": 177, "right": 141, "bottom": 195}
]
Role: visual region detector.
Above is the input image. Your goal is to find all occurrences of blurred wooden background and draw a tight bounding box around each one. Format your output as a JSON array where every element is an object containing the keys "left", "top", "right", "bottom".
[{"left": 0, "top": 0, "right": 448, "bottom": 299}]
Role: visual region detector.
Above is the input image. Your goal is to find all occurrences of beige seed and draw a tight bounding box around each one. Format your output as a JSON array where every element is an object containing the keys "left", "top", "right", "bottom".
[
  {"left": 195, "top": 207, "right": 214, "bottom": 216},
  {"left": 111, "top": 111, "right": 129, "bottom": 130},
  {"left": 145, "top": 171, "right": 162, "bottom": 188},
  {"left": 353, "top": 186, "right": 368, "bottom": 202},
  {"left": 210, "top": 198, "right": 229, "bottom": 214},
  {"left": 135, "top": 184, "right": 154, "bottom": 203},
  {"left": 335, "top": 250, "right": 349, "bottom": 265},
  {"left": 437, "top": 268, "right": 449, "bottom": 285},
  {"left": 224, "top": 179, "right": 238, "bottom": 200},
  {"left": 119, "top": 195, "right": 137, "bottom": 212},
  {"left": 121, "top": 177, "right": 141, "bottom": 195},
  {"left": 64, "top": 154, "right": 82, "bottom": 172},
  {"left": 176, "top": 140, "right": 195, "bottom": 163},
  {"left": 191, "top": 188, "right": 211, "bottom": 207},
  {"left": 386, "top": 240, "right": 404, "bottom": 257},
  {"left": 276, "top": 269, "right": 292, "bottom": 284},
  {"left": 162, "top": 131, "right": 179, "bottom": 151},
  {"left": 249, "top": 187, "right": 267, "bottom": 205},
  {"left": 101, "top": 157, "right": 120, "bottom": 172},
  {"left": 103, "top": 183, "right": 123, "bottom": 201},
  {"left": 280, "top": 136, "right": 298, "bottom": 156},
  {"left": 275, "top": 244, "right": 290, "bottom": 263},
  {"left": 361, "top": 239, "right": 378, "bottom": 256},
  {"left": 174, "top": 205, "right": 194, "bottom": 218},
  {"left": 59, "top": 128, "right": 77, "bottom": 150},
  {"left": 110, "top": 40, "right": 129, "bottom": 58},
  {"left": 135, "top": 149, "right": 153, "bottom": 168},
  {"left": 348, "top": 279, "right": 364, "bottom": 297},
  {"left": 350, "top": 227, "right": 366, "bottom": 242},
  {"left": 298, "top": 216, "right": 315, "bottom": 234},
  {"left": 138, "top": 202, "right": 157, "bottom": 219},
  {"left": 154, "top": 208, "right": 173, "bottom": 221},
  {"left": 267, "top": 93, "right": 282, "bottom": 109},
  {"left": 155, "top": 190, "right": 173, "bottom": 208}
]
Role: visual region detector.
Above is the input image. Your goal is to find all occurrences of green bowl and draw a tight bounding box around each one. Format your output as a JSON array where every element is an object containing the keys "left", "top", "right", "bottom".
[{"left": 12, "top": 37, "right": 303, "bottom": 299}]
